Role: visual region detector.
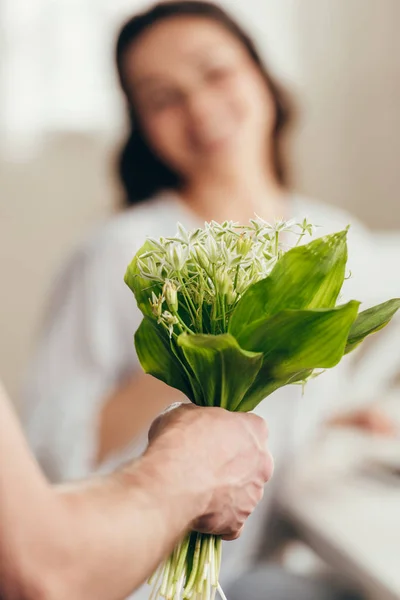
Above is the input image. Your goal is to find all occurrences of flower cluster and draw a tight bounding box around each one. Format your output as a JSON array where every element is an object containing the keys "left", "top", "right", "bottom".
[{"left": 137, "top": 217, "right": 316, "bottom": 337}]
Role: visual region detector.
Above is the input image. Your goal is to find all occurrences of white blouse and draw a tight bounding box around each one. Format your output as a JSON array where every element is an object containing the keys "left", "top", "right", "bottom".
[{"left": 20, "top": 193, "right": 400, "bottom": 596}]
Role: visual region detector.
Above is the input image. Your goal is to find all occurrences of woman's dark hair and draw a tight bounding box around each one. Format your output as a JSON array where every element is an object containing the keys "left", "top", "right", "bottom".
[{"left": 116, "top": 0, "right": 293, "bottom": 206}]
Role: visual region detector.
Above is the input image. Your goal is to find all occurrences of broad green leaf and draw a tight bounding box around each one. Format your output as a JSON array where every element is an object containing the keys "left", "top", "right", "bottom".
[
  {"left": 345, "top": 298, "right": 400, "bottom": 354},
  {"left": 237, "top": 301, "right": 360, "bottom": 412},
  {"left": 229, "top": 230, "right": 348, "bottom": 340},
  {"left": 135, "top": 317, "right": 195, "bottom": 400},
  {"left": 177, "top": 333, "right": 263, "bottom": 410},
  {"left": 125, "top": 241, "right": 163, "bottom": 319}
]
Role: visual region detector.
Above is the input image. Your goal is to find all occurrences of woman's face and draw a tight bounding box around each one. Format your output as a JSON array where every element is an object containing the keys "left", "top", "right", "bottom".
[{"left": 122, "top": 16, "right": 275, "bottom": 180}]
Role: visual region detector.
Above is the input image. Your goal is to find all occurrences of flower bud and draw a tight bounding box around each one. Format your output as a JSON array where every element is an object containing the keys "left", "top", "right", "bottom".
[
  {"left": 215, "top": 268, "right": 232, "bottom": 295},
  {"left": 226, "top": 279, "right": 237, "bottom": 305},
  {"left": 166, "top": 243, "right": 188, "bottom": 271},
  {"left": 161, "top": 311, "right": 179, "bottom": 337},
  {"left": 162, "top": 280, "right": 178, "bottom": 313},
  {"left": 235, "top": 269, "right": 250, "bottom": 295},
  {"left": 194, "top": 245, "right": 210, "bottom": 271},
  {"left": 236, "top": 235, "right": 253, "bottom": 257},
  {"left": 149, "top": 291, "right": 164, "bottom": 319},
  {"left": 205, "top": 235, "right": 219, "bottom": 264}
]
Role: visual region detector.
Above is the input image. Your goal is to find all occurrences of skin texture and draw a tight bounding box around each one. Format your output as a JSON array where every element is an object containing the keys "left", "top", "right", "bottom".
[{"left": 0, "top": 383, "right": 272, "bottom": 600}]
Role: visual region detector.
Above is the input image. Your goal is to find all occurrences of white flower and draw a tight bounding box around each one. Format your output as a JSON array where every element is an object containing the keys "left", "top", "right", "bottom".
[
  {"left": 161, "top": 311, "right": 179, "bottom": 337},
  {"left": 165, "top": 243, "right": 189, "bottom": 271},
  {"left": 137, "top": 215, "right": 315, "bottom": 334},
  {"left": 215, "top": 268, "right": 233, "bottom": 295},
  {"left": 163, "top": 280, "right": 179, "bottom": 312},
  {"left": 149, "top": 292, "right": 164, "bottom": 319},
  {"left": 298, "top": 217, "right": 318, "bottom": 237},
  {"left": 204, "top": 234, "right": 219, "bottom": 264}
]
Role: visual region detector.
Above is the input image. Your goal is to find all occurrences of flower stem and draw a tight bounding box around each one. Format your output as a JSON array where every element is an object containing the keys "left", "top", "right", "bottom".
[
  {"left": 149, "top": 533, "right": 223, "bottom": 600},
  {"left": 183, "top": 533, "right": 201, "bottom": 596},
  {"left": 173, "top": 311, "right": 195, "bottom": 335},
  {"left": 159, "top": 557, "right": 171, "bottom": 597},
  {"left": 195, "top": 535, "right": 209, "bottom": 592},
  {"left": 217, "top": 584, "right": 228, "bottom": 600},
  {"left": 177, "top": 273, "right": 198, "bottom": 327}
]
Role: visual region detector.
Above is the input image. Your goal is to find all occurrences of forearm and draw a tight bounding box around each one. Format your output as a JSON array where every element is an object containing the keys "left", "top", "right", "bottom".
[
  {"left": 0, "top": 383, "right": 202, "bottom": 600},
  {"left": 2, "top": 460, "right": 199, "bottom": 600},
  {"left": 54, "top": 446, "right": 202, "bottom": 600},
  {"left": 0, "top": 383, "right": 68, "bottom": 599}
]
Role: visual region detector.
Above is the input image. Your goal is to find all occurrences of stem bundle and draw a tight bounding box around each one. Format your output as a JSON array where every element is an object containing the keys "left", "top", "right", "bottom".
[{"left": 150, "top": 533, "right": 224, "bottom": 600}]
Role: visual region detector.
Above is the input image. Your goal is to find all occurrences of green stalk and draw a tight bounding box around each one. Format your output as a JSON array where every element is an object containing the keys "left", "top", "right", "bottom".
[
  {"left": 165, "top": 544, "right": 180, "bottom": 598},
  {"left": 211, "top": 265, "right": 219, "bottom": 335},
  {"left": 196, "top": 269, "right": 206, "bottom": 333},
  {"left": 148, "top": 518, "right": 225, "bottom": 599},
  {"left": 221, "top": 296, "right": 227, "bottom": 333},
  {"left": 195, "top": 535, "right": 209, "bottom": 592},
  {"left": 209, "top": 536, "right": 217, "bottom": 588},
  {"left": 177, "top": 273, "right": 198, "bottom": 327},
  {"left": 183, "top": 533, "right": 202, "bottom": 597},
  {"left": 147, "top": 564, "right": 159, "bottom": 587},
  {"left": 233, "top": 264, "right": 240, "bottom": 291},
  {"left": 149, "top": 566, "right": 163, "bottom": 600},
  {"left": 217, "top": 584, "right": 228, "bottom": 600},
  {"left": 159, "top": 556, "right": 172, "bottom": 597},
  {"left": 173, "top": 534, "right": 191, "bottom": 584},
  {"left": 215, "top": 537, "right": 222, "bottom": 576},
  {"left": 173, "top": 311, "right": 196, "bottom": 335},
  {"left": 295, "top": 232, "right": 305, "bottom": 247}
]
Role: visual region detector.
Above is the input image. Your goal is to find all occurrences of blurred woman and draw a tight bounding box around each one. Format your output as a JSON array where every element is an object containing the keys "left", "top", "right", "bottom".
[{"left": 21, "top": 2, "right": 397, "bottom": 598}]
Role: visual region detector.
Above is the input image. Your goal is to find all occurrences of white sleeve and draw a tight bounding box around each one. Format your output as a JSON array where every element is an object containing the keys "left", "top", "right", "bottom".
[{"left": 20, "top": 239, "right": 142, "bottom": 483}]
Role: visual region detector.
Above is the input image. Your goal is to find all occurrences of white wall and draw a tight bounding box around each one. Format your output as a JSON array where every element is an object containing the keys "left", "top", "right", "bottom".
[{"left": 0, "top": 135, "right": 115, "bottom": 398}]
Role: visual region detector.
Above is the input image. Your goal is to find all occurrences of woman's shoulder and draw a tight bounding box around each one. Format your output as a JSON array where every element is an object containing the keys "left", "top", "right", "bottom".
[
  {"left": 65, "top": 194, "right": 179, "bottom": 269},
  {"left": 48, "top": 194, "right": 180, "bottom": 294},
  {"left": 86, "top": 194, "right": 181, "bottom": 254}
]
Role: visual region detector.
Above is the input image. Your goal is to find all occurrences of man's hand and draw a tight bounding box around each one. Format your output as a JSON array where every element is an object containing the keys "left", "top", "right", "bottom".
[
  {"left": 148, "top": 404, "right": 273, "bottom": 541},
  {"left": 0, "top": 385, "right": 271, "bottom": 600}
]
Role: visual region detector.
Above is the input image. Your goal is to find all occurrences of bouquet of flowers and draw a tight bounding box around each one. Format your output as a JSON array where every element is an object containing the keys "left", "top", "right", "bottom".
[{"left": 125, "top": 217, "right": 399, "bottom": 600}]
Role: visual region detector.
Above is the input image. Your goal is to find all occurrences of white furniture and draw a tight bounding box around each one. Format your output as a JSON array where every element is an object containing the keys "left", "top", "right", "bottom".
[{"left": 280, "top": 393, "right": 400, "bottom": 600}]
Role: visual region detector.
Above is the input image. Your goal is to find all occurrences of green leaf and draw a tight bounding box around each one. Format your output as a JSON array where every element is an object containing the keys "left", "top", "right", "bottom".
[
  {"left": 238, "top": 301, "right": 360, "bottom": 412},
  {"left": 345, "top": 298, "right": 400, "bottom": 354},
  {"left": 135, "top": 318, "right": 195, "bottom": 400},
  {"left": 229, "top": 230, "right": 348, "bottom": 340},
  {"left": 177, "top": 333, "right": 263, "bottom": 410},
  {"left": 125, "top": 241, "right": 162, "bottom": 319}
]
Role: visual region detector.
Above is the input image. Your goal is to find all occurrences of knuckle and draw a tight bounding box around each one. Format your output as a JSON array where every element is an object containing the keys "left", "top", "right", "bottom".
[
  {"left": 255, "top": 485, "right": 264, "bottom": 504},
  {"left": 195, "top": 514, "right": 214, "bottom": 533},
  {"left": 257, "top": 417, "right": 269, "bottom": 439},
  {"left": 148, "top": 415, "right": 163, "bottom": 441},
  {"left": 223, "top": 525, "right": 244, "bottom": 541},
  {"left": 245, "top": 413, "right": 269, "bottom": 439},
  {"left": 261, "top": 451, "right": 274, "bottom": 482}
]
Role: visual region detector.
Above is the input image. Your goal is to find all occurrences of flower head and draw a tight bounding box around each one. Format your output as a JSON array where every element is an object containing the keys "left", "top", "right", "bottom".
[{"left": 131, "top": 218, "right": 315, "bottom": 337}]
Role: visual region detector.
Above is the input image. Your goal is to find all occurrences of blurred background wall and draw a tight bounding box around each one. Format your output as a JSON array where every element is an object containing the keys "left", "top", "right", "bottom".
[{"left": 1, "top": 0, "right": 400, "bottom": 398}]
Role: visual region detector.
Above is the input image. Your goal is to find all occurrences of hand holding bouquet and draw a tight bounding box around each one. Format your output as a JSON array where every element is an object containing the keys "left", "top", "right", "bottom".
[{"left": 125, "top": 217, "right": 399, "bottom": 599}]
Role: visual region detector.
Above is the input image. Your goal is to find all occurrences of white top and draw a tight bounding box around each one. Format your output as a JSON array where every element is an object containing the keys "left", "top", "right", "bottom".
[{"left": 20, "top": 192, "right": 400, "bottom": 596}]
